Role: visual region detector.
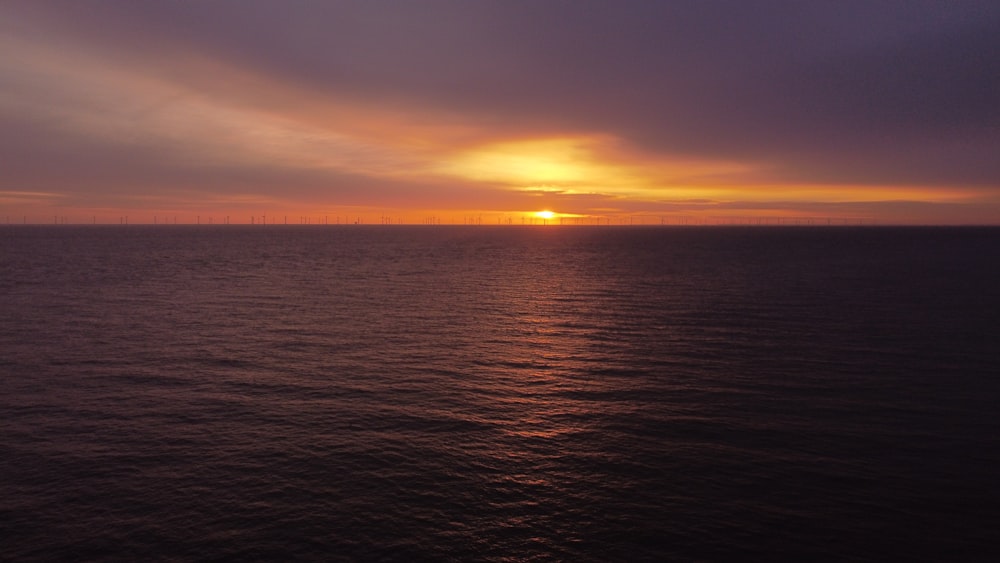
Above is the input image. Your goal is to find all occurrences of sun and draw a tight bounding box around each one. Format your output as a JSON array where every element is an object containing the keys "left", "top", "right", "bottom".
[{"left": 535, "top": 210, "right": 556, "bottom": 220}]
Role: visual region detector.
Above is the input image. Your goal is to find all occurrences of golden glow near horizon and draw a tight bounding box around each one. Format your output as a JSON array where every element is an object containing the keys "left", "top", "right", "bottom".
[
  {"left": 2, "top": 3, "right": 999, "bottom": 227},
  {"left": 0, "top": 34, "right": 981, "bottom": 225},
  {"left": 436, "top": 137, "right": 623, "bottom": 189}
]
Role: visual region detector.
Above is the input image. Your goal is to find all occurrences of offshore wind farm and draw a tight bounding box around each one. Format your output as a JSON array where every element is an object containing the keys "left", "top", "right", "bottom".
[{"left": 8, "top": 211, "right": 882, "bottom": 227}]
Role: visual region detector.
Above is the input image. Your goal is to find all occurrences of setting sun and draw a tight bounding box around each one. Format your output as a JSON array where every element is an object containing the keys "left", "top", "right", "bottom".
[{"left": 535, "top": 210, "right": 556, "bottom": 220}]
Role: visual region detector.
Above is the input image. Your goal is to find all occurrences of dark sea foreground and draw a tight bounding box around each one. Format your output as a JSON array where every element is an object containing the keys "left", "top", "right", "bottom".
[{"left": 1, "top": 225, "right": 999, "bottom": 561}]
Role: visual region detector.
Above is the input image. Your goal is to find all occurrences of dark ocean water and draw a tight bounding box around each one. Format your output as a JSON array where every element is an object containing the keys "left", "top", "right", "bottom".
[{"left": 2, "top": 225, "right": 999, "bottom": 561}]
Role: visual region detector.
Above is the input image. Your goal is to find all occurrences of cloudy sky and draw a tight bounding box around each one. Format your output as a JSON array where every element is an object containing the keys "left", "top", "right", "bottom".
[{"left": 1, "top": 1, "right": 998, "bottom": 224}]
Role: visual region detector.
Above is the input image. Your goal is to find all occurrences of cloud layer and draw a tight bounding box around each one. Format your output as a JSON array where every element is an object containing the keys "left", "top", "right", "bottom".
[{"left": 2, "top": 1, "right": 998, "bottom": 223}]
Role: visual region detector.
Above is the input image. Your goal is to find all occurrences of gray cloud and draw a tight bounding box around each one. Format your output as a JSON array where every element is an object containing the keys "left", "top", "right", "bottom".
[{"left": 2, "top": 0, "right": 999, "bottom": 219}]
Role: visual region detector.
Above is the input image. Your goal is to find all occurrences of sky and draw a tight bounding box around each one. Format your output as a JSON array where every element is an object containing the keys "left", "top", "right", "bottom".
[{"left": 1, "top": 0, "right": 998, "bottom": 225}]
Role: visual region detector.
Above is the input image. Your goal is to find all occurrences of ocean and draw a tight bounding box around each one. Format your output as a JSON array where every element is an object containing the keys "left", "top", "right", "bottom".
[{"left": 2, "top": 225, "right": 999, "bottom": 561}]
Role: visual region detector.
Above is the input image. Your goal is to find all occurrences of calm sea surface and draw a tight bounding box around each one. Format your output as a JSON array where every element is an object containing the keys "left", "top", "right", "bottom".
[{"left": 2, "top": 226, "right": 999, "bottom": 561}]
